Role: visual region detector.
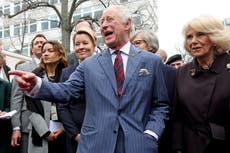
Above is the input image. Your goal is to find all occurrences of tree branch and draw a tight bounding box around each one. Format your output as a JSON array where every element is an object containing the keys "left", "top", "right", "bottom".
[
  {"left": 69, "top": 0, "right": 90, "bottom": 30},
  {"left": 72, "top": 0, "right": 90, "bottom": 13},
  {"left": 98, "top": 0, "right": 109, "bottom": 8},
  {"left": 6, "top": 1, "right": 61, "bottom": 21},
  {"left": 69, "top": 0, "right": 79, "bottom": 19}
]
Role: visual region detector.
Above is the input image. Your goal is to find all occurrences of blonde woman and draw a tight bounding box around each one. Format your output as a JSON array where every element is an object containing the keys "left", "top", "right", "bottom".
[
  {"left": 57, "top": 27, "right": 96, "bottom": 153},
  {"left": 172, "top": 16, "right": 230, "bottom": 153}
]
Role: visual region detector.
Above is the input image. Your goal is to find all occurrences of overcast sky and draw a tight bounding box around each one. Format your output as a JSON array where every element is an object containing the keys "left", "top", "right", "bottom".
[{"left": 157, "top": 0, "right": 229, "bottom": 57}]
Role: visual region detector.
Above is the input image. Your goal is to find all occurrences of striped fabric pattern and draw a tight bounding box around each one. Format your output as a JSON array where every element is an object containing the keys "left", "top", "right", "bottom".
[{"left": 114, "top": 50, "right": 124, "bottom": 97}]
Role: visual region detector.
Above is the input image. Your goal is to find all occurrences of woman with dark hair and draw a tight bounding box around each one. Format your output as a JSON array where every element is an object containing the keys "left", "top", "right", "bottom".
[
  {"left": 172, "top": 15, "right": 230, "bottom": 153},
  {"left": 26, "top": 40, "right": 68, "bottom": 153}
]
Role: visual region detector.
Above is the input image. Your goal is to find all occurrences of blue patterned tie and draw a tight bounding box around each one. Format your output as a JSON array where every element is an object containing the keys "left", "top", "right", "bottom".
[{"left": 114, "top": 50, "right": 124, "bottom": 97}]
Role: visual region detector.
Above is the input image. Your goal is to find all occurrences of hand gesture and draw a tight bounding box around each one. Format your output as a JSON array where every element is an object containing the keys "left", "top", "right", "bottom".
[
  {"left": 53, "top": 129, "right": 65, "bottom": 139},
  {"left": 11, "top": 130, "right": 21, "bottom": 147},
  {"left": 74, "top": 134, "right": 81, "bottom": 142},
  {"left": 8, "top": 70, "right": 37, "bottom": 91},
  {"left": 46, "top": 132, "right": 56, "bottom": 141},
  {"left": 0, "top": 110, "right": 6, "bottom": 116}
]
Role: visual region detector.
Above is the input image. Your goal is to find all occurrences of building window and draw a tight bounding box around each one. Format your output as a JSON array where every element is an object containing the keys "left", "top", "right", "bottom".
[
  {"left": 50, "top": 17, "right": 59, "bottom": 29},
  {"left": 14, "top": 2, "right": 20, "bottom": 14},
  {"left": 30, "top": 21, "right": 37, "bottom": 33},
  {"left": 41, "top": 21, "right": 49, "bottom": 30},
  {"left": 94, "top": 10, "right": 102, "bottom": 20},
  {"left": 22, "top": 25, "right": 28, "bottom": 34},
  {"left": 0, "top": 7, "right": 3, "bottom": 17},
  {"left": 83, "top": 12, "right": 92, "bottom": 18},
  {"left": 224, "top": 18, "right": 230, "bottom": 25},
  {"left": 0, "top": 27, "right": 2, "bottom": 38},
  {"left": 22, "top": 44, "right": 29, "bottom": 56},
  {"left": 120, "top": 0, "right": 128, "bottom": 3},
  {"left": 50, "top": 0, "right": 58, "bottom": 5},
  {"left": 4, "top": 26, "right": 10, "bottom": 38},
  {"left": 4, "top": 47, "right": 9, "bottom": 52},
  {"left": 13, "top": 44, "right": 28, "bottom": 55},
  {"left": 14, "top": 24, "right": 20, "bottom": 36},
  {"left": 4, "top": 5, "right": 10, "bottom": 15},
  {"left": 82, "top": 7, "right": 92, "bottom": 19},
  {"left": 73, "top": 14, "right": 81, "bottom": 22}
]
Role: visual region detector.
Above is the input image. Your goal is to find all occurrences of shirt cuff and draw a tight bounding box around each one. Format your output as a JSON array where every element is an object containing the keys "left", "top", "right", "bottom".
[
  {"left": 27, "top": 77, "right": 41, "bottom": 97},
  {"left": 13, "top": 127, "right": 20, "bottom": 131},
  {"left": 144, "top": 130, "right": 159, "bottom": 140}
]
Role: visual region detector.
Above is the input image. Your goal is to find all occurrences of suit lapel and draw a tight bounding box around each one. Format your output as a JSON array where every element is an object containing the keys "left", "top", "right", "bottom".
[
  {"left": 98, "top": 49, "right": 117, "bottom": 93},
  {"left": 123, "top": 46, "right": 141, "bottom": 93}
]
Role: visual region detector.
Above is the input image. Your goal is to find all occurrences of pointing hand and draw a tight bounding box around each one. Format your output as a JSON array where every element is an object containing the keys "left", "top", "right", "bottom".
[{"left": 8, "top": 70, "right": 37, "bottom": 91}]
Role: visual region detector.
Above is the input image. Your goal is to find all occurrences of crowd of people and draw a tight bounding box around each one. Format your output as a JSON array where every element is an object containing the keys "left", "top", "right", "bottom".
[{"left": 1, "top": 4, "right": 230, "bottom": 153}]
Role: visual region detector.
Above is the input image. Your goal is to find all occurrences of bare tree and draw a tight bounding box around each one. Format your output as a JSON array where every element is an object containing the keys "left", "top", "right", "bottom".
[
  {"left": 5, "top": 0, "right": 93, "bottom": 53},
  {"left": 4, "top": 0, "right": 157, "bottom": 54}
]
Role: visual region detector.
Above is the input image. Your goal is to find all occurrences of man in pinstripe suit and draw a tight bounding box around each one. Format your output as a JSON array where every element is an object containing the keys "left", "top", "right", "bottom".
[{"left": 9, "top": 5, "right": 169, "bottom": 153}]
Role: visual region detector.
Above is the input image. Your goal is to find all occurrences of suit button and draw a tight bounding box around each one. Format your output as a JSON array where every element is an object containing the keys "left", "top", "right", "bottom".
[
  {"left": 118, "top": 109, "right": 121, "bottom": 115},
  {"left": 113, "top": 130, "right": 117, "bottom": 134}
]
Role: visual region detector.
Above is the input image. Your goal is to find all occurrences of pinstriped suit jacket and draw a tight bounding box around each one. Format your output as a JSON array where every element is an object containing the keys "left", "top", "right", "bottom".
[{"left": 35, "top": 45, "right": 170, "bottom": 153}]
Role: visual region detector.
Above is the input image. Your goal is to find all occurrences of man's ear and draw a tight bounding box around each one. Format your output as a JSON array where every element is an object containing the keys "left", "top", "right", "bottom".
[{"left": 124, "top": 18, "right": 132, "bottom": 30}]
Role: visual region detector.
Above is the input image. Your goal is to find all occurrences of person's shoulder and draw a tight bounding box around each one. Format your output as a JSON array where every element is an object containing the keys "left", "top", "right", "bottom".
[
  {"left": 176, "top": 61, "right": 192, "bottom": 75},
  {"left": 130, "top": 48, "right": 162, "bottom": 66},
  {"left": 0, "top": 78, "right": 10, "bottom": 86},
  {"left": 88, "top": 49, "right": 107, "bottom": 60},
  {"left": 16, "top": 60, "right": 37, "bottom": 71},
  {"left": 16, "top": 60, "right": 32, "bottom": 68},
  {"left": 140, "top": 50, "right": 161, "bottom": 61},
  {"left": 67, "top": 52, "right": 77, "bottom": 59},
  {"left": 163, "top": 64, "right": 176, "bottom": 72},
  {"left": 62, "top": 64, "right": 78, "bottom": 72},
  {"left": 221, "top": 52, "right": 230, "bottom": 61}
]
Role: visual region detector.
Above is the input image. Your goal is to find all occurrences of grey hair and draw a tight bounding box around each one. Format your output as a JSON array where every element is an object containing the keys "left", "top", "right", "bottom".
[
  {"left": 183, "top": 15, "right": 230, "bottom": 54},
  {"left": 130, "top": 30, "right": 159, "bottom": 53},
  {"left": 105, "top": 5, "right": 131, "bottom": 23},
  {"left": 104, "top": 5, "right": 132, "bottom": 33}
]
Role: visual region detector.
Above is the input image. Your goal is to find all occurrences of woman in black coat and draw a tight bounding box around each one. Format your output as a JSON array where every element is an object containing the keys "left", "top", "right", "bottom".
[
  {"left": 172, "top": 15, "right": 230, "bottom": 153},
  {"left": 26, "top": 40, "right": 68, "bottom": 153}
]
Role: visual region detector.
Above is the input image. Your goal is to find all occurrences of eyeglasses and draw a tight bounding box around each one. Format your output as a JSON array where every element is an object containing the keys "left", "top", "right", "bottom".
[{"left": 131, "top": 40, "right": 146, "bottom": 47}]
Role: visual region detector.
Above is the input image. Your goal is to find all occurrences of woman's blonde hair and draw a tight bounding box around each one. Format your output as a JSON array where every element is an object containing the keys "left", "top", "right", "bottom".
[
  {"left": 183, "top": 15, "right": 230, "bottom": 54},
  {"left": 73, "top": 27, "right": 97, "bottom": 47}
]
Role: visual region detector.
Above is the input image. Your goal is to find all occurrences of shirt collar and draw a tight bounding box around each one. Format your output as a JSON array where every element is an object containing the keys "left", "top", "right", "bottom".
[
  {"left": 34, "top": 57, "right": 40, "bottom": 65},
  {"left": 109, "top": 41, "right": 131, "bottom": 55}
]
